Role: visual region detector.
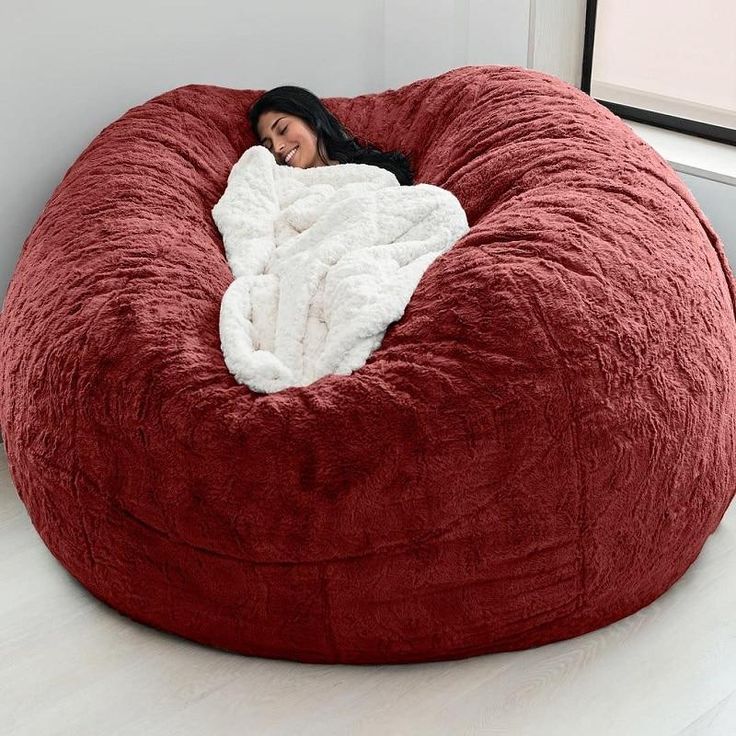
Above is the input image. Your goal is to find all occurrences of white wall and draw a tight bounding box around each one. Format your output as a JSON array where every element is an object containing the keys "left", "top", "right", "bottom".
[
  {"left": 528, "top": 0, "right": 587, "bottom": 88},
  {"left": 678, "top": 172, "right": 736, "bottom": 264},
  {"left": 384, "top": 0, "right": 528, "bottom": 89},
  {"left": 0, "top": 0, "right": 530, "bottom": 308},
  {"left": 0, "top": 0, "right": 388, "bottom": 309}
]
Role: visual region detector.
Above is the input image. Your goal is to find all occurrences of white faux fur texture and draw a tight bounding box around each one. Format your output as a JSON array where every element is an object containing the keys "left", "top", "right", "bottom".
[{"left": 212, "top": 145, "right": 469, "bottom": 393}]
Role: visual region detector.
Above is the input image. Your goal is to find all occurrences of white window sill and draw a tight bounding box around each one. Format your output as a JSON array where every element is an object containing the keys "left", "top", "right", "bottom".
[{"left": 624, "top": 121, "right": 736, "bottom": 187}]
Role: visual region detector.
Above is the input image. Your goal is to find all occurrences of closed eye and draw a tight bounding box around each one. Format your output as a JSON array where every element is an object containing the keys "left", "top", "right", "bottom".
[{"left": 262, "top": 124, "right": 289, "bottom": 151}]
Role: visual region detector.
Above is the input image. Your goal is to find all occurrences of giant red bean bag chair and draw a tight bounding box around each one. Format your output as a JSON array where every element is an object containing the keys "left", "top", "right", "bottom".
[{"left": 1, "top": 65, "right": 734, "bottom": 665}]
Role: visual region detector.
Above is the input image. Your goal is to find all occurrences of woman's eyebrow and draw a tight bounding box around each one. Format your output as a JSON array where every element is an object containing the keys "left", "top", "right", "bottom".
[{"left": 260, "top": 116, "right": 287, "bottom": 144}]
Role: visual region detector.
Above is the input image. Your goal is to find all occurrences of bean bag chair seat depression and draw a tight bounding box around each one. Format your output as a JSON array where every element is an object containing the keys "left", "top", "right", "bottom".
[{"left": 1, "top": 65, "right": 735, "bottom": 665}]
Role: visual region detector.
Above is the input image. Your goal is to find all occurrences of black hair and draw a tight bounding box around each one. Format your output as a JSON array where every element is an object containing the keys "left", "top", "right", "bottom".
[{"left": 248, "top": 85, "right": 414, "bottom": 186}]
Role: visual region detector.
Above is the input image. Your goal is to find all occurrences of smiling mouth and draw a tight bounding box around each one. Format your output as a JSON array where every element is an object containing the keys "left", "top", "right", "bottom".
[{"left": 284, "top": 146, "right": 298, "bottom": 164}]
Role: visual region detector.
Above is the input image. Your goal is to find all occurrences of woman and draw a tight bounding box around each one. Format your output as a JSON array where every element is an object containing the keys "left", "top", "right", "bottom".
[{"left": 248, "top": 85, "right": 415, "bottom": 185}]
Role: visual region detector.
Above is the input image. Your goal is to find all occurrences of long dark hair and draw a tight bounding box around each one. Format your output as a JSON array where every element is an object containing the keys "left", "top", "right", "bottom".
[{"left": 248, "top": 85, "right": 414, "bottom": 186}]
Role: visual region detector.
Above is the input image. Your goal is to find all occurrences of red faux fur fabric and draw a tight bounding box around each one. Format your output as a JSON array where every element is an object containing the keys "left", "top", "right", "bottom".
[{"left": 1, "top": 65, "right": 734, "bottom": 664}]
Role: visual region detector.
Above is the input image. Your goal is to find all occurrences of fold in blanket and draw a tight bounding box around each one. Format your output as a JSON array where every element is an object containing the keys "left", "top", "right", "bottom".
[{"left": 212, "top": 145, "right": 469, "bottom": 393}]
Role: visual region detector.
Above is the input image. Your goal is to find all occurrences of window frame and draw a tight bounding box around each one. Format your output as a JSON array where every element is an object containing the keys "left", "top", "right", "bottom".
[{"left": 580, "top": 0, "right": 736, "bottom": 147}]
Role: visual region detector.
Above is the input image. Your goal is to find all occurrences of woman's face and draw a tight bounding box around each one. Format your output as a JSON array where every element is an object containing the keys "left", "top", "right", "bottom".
[{"left": 256, "top": 111, "right": 327, "bottom": 168}]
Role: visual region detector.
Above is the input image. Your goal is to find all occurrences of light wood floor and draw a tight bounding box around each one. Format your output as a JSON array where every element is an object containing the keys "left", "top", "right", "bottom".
[{"left": 2, "top": 440, "right": 735, "bottom": 736}]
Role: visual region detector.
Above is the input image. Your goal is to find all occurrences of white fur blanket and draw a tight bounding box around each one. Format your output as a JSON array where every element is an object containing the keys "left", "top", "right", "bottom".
[{"left": 212, "top": 145, "right": 469, "bottom": 394}]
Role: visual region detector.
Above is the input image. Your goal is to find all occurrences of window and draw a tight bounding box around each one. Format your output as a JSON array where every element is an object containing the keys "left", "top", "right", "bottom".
[{"left": 581, "top": 0, "right": 736, "bottom": 146}]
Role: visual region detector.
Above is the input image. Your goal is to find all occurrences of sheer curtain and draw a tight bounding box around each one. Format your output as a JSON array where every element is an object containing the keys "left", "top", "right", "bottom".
[{"left": 590, "top": 0, "right": 735, "bottom": 129}]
